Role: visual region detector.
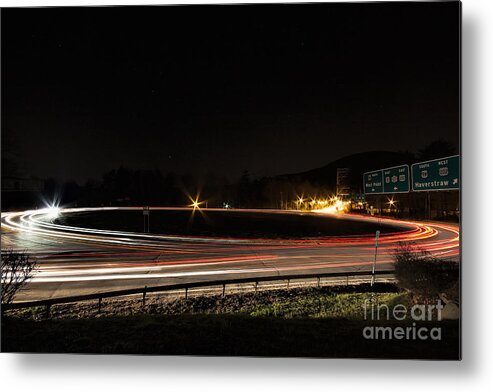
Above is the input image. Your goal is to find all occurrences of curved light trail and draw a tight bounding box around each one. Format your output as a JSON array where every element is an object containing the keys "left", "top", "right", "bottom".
[{"left": 1, "top": 207, "right": 459, "bottom": 301}]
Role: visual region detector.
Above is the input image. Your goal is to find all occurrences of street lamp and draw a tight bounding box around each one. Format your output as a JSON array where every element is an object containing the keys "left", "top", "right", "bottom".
[
  {"left": 189, "top": 196, "right": 203, "bottom": 210},
  {"left": 387, "top": 197, "right": 397, "bottom": 215},
  {"left": 296, "top": 196, "right": 305, "bottom": 210}
]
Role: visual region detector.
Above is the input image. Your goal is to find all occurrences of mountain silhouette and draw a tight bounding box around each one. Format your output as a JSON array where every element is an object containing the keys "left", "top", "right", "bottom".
[{"left": 277, "top": 151, "right": 414, "bottom": 193}]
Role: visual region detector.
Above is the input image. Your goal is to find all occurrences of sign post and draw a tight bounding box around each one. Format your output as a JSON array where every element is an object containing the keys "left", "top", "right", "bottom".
[
  {"left": 143, "top": 206, "right": 150, "bottom": 233},
  {"left": 371, "top": 230, "right": 380, "bottom": 286}
]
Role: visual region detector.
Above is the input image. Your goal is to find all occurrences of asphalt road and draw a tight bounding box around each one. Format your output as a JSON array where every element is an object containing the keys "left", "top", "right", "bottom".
[{"left": 1, "top": 207, "right": 460, "bottom": 301}]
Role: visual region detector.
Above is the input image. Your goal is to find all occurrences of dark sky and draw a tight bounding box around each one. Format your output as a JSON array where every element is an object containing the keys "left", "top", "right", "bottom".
[{"left": 1, "top": 2, "right": 460, "bottom": 182}]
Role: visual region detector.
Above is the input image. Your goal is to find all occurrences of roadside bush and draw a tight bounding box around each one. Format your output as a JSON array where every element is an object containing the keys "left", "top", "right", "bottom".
[
  {"left": 1, "top": 249, "right": 37, "bottom": 306},
  {"left": 393, "top": 242, "right": 459, "bottom": 303}
]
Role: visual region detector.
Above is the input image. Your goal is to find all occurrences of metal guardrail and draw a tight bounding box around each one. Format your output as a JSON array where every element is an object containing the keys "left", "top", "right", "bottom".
[{"left": 2, "top": 270, "right": 394, "bottom": 315}]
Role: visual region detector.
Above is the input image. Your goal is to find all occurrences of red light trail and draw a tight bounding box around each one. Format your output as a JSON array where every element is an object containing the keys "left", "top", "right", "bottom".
[{"left": 1, "top": 207, "right": 459, "bottom": 301}]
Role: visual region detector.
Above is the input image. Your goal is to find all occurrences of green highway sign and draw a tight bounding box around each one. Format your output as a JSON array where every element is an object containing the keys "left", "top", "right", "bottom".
[
  {"left": 363, "top": 170, "right": 383, "bottom": 194},
  {"left": 411, "top": 155, "right": 460, "bottom": 191},
  {"left": 383, "top": 165, "right": 410, "bottom": 193},
  {"left": 364, "top": 165, "right": 410, "bottom": 194}
]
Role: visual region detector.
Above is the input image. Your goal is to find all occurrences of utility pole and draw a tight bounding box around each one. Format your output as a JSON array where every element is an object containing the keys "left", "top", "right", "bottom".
[
  {"left": 426, "top": 191, "right": 431, "bottom": 219},
  {"left": 371, "top": 230, "right": 380, "bottom": 286}
]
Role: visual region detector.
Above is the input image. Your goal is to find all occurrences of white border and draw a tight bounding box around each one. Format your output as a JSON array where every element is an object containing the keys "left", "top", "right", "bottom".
[{"left": 3, "top": 0, "right": 493, "bottom": 391}]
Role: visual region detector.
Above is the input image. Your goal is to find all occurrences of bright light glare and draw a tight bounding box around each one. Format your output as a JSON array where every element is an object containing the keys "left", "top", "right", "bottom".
[
  {"left": 46, "top": 206, "right": 60, "bottom": 218},
  {"left": 313, "top": 198, "right": 349, "bottom": 214},
  {"left": 189, "top": 197, "right": 203, "bottom": 210}
]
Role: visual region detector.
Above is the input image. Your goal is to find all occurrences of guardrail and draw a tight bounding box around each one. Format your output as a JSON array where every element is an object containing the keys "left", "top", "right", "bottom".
[{"left": 2, "top": 270, "right": 394, "bottom": 316}]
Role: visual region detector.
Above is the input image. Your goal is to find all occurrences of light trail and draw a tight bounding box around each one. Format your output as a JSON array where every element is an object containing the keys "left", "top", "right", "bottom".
[{"left": 1, "top": 207, "right": 459, "bottom": 301}]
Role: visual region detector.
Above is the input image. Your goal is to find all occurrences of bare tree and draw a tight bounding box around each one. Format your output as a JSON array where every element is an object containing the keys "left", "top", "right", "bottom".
[{"left": 1, "top": 249, "right": 37, "bottom": 305}]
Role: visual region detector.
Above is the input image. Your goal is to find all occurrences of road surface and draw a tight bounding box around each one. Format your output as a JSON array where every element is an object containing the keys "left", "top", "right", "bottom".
[{"left": 1, "top": 207, "right": 459, "bottom": 301}]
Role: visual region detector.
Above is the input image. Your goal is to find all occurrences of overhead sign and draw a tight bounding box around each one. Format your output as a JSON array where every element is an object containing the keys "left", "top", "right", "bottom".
[
  {"left": 363, "top": 170, "right": 383, "bottom": 194},
  {"left": 411, "top": 155, "right": 460, "bottom": 191},
  {"left": 382, "top": 165, "right": 410, "bottom": 193},
  {"left": 364, "top": 165, "right": 410, "bottom": 194}
]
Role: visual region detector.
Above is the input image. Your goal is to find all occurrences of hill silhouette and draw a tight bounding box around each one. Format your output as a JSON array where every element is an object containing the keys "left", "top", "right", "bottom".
[{"left": 277, "top": 151, "right": 414, "bottom": 193}]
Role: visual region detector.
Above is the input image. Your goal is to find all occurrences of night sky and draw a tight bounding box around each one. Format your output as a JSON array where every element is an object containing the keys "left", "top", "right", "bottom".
[{"left": 1, "top": 2, "right": 460, "bottom": 182}]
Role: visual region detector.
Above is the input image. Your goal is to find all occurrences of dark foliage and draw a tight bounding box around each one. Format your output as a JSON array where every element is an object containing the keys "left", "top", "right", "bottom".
[{"left": 393, "top": 242, "right": 459, "bottom": 302}]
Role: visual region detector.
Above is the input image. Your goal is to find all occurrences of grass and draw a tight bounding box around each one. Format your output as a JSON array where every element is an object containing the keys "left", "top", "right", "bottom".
[
  {"left": 55, "top": 210, "right": 405, "bottom": 238},
  {"left": 1, "top": 287, "right": 460, "bottom": 358},
  {"left": 245, "top": 292, "right": 410, "bottom": 319}
]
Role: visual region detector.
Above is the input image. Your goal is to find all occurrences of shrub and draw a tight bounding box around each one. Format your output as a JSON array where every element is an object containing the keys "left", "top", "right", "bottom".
[
  {"left": 1, "top": 249, "right": 37, "bottom": 305},
  {"left": 393, "top": 242, "right": 459, "bottom": 303}
]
